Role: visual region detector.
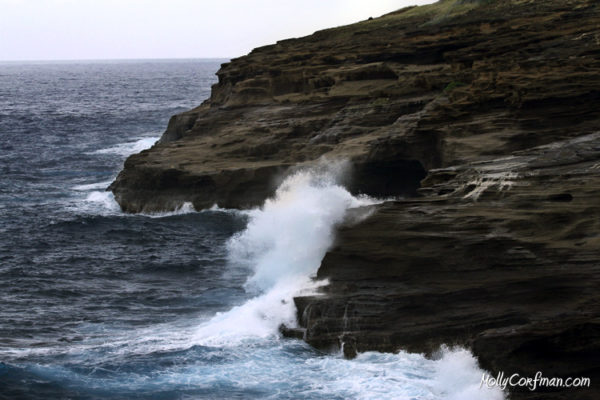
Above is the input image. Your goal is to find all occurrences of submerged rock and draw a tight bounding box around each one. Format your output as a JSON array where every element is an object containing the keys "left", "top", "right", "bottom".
[{"left": 111, "top": 0, "right": 600, "bottom": 398}]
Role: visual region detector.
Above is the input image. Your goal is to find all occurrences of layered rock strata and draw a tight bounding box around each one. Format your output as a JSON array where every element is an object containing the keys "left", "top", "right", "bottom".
[
  {"left": 112, "top": 0, "right": 600, "bottom": 213},
  {"left": 111, "top": 1, "right": 600, "bottom": 398},
  {"left": 292, "top": 133, "right": 600, "bottom": 399}
]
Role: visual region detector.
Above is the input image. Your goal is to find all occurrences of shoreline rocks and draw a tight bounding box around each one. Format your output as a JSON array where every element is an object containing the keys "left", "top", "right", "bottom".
[
  {"left": 111, "top": 1, "right": 600, "bottom": 398},
  {"left": 291, "top": 133, "right": 600, "bottom": 399}
]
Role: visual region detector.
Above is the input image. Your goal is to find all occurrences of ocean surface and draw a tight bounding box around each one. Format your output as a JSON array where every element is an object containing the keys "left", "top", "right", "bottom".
[{"left": 0, "top": 59, "right": 505, "bottom": 400}]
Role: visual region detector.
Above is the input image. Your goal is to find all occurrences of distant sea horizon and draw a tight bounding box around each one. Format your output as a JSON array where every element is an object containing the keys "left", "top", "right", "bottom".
[{"left": 0, "top": 57, "right": 231, "bottom": 65}]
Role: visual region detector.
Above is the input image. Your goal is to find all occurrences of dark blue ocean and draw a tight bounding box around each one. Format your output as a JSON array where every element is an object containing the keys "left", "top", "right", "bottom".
[{"left": 0, "top": 60, "right": 503, "bottom": 400}]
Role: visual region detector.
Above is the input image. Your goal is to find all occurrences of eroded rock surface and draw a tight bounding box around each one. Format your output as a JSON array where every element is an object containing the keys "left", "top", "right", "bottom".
[
  {"left": 111, "top": 0, "right": 600, "bottom": 212},
  {"left": 111, "top": 0, "right": 600, "bottom": 398},
  {"left": 294, "top": 133, "right": 600, "bottom": 399}
]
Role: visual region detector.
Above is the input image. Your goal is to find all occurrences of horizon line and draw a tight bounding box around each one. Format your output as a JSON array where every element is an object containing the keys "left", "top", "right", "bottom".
[{"left": 0, "top": 56, "right": 233, "bottom": 64}]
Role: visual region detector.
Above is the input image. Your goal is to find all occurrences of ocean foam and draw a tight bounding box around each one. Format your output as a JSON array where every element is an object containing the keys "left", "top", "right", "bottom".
[
  {"left": 141, "top": 201, "right": 197, "bottom": 218},
  {"left": 90, "top": 136, "right": 159, "bottom": 156},
  {"left": 45, "top": 164, "right": 505, "bottom": 399},
  {"left": 78, "top": 190, "right": 121, "bottom": 214},
  {"left": 296, "top": 347, "right": 505, "bottom": 400},
  {"left": 72, "top": 180, "right": 114, "bottom": 191},
  {"left": 16, "top": 338, "right": 504, "bottom": 400},
  {"left": 70, "top": 136, "right": 161, "bottom": 216},
  {"left": 193, "top": 167, "right": 378, "bottom": 345},
  {"left": 188, "top": 166, "right": 505, "bottom": 399}
]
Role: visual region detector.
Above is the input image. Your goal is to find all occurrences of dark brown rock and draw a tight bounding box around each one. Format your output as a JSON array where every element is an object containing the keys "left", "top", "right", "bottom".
[
  {"left": 111, "top": 0, "right": 600, "bottom": 213},
  {"left": 110, "top": 1, "right": 600, "bottom": 398},
  {"left": 298, "top": 133, "right": 600, "bottom": 399}
]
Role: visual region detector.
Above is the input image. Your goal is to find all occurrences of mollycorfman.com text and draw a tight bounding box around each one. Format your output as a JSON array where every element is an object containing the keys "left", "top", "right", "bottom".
[{"left": 481, "top": 371, "right": 591, "bottom": 391}]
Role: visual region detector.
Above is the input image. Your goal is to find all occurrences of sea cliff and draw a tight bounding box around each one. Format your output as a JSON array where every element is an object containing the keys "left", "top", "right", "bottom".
[{"left": 110, "top": 1, "right": 600, "bottom": 398}]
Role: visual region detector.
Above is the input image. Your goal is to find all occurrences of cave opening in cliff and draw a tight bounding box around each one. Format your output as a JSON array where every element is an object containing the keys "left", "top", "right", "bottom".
[{"left": 347, "top": 159, "right": 427, "bottom": 198}]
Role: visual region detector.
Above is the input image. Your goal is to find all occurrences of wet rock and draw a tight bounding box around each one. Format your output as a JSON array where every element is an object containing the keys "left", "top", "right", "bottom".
[
  {"left": 279, "top": 324, "right": 306, "bottom": 340},
  {"left": 297, "top": 133, "right": 600, "bottom": 399},
  {"left": 110, "top": 1, "right": 600, "bottom": 398}
]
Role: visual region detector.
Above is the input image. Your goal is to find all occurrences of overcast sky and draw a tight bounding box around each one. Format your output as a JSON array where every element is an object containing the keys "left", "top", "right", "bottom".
[{"left": 0, "top": 0, "right": 437, "bottom": 61}]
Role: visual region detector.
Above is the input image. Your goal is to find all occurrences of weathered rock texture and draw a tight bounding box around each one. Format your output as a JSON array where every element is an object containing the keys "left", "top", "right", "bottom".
[
  {"left": 294, "top": 133, "right": 600, "bottom": 399},
  {"left": 111, "top": 0, "right": 600, "bottom": 398}
]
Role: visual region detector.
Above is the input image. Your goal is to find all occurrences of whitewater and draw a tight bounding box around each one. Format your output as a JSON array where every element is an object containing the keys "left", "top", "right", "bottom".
[
  {"left": 62, "top": 158, "right": 506, "bottom": 400},
  {"left": 0, "top": 60, "right": 505, "bottom": 399}
]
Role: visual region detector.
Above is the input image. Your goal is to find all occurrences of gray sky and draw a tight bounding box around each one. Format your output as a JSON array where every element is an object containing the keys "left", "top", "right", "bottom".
[{"left": 0, "top": 0, "right": 437, "bottom": 61}]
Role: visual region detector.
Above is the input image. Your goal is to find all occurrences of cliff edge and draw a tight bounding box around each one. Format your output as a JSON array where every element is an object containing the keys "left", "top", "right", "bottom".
[{"left": 110, "top": 0, "right": 600, "bottom": 398}]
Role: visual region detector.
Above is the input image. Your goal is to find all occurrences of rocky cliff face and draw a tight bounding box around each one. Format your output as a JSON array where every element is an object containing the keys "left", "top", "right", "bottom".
[
  {"left": 291, "top": 133, "right": 600, "bottom": 399},
  {"left": 111, "top": 0, "right": 600, "bottom": 398}
]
